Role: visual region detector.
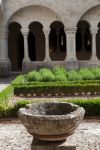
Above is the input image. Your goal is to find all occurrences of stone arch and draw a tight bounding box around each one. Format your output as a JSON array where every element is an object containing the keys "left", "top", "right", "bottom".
[
  {"left": 76, "top": 20, "right": 92, "bottom": 60},
  {"left": 49, "top": 21, "right": 66, "bottom": 61},
  {"left": 76, "top": 4, "right": 100, "bottom": 28},
  {"left": 28, "top": 21, "right": 45, "bottom": 61},
  {"left": 8, "top": 22, "right": 24, "bottom": 71},
  {"left": 74, "top": 3, "right": 100, "bottom": 27},
  {"left": 6, "top": 5, "right": 62, "bottom": 30}
]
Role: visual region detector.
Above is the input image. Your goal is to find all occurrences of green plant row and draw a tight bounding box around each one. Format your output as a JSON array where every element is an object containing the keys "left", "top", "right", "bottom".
[{"left": 11, "top": 67, "right": 100, "bottom": 84}]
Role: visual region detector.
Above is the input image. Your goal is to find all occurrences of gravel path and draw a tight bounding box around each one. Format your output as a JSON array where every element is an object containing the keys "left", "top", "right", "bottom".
[{"left": 0, "top": 119, "right": 100, "bottom": 150}]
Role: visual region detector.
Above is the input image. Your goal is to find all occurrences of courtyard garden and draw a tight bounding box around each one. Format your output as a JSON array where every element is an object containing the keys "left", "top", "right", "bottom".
[
  {"left": 0, "top": 67, "right": 100, "bottom": 149},
  {"left": 0, "top": 67, "right": 100, "bottom": 117}
]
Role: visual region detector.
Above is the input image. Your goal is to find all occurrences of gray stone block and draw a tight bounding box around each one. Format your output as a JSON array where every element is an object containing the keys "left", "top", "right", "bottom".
[
  {"left": 65, "top": 60, "right": 78, "bottom": 70},
  {"left": 31, "top": 139, "right": 76, "bottom": 150},
  {"left": 0, "top": 61, "right": 11, "bottom": 77}
]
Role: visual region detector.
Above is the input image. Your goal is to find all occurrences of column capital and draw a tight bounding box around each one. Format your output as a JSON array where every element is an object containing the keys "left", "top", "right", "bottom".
[
  {"left": 43, "top": 29, "right": 50, "bottom": 36},
  {"left": 21, "top": 28, "right": 29, "bottom": 36},
  {"left": 65, "top": 27, "right": 77, "bottom": 38},
  {"left": 90, "top": 27, "right": 98, "bottom": 35},
  {"left": 0, "top": 28, "right": 8, "bottom": 39}
]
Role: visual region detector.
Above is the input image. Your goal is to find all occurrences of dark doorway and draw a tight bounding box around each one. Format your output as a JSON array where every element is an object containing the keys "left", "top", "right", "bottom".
[
  {"left": 49, "top": 21, "right": 66, "bottom": 61},
  {"left": 96, "top": 23, "right": 100, "bottom": 59},
  {"left": 28, "top": 32, "right": 36, "bottom": 61},
  {"left": 8, "top": 22, "right": 24, "bottom": 71},
  {"left": 76, "top": 20, "right": 92, "bottom": 60},
  {"left": 28, "top": 22, "right": 45, "bottom": 61}
]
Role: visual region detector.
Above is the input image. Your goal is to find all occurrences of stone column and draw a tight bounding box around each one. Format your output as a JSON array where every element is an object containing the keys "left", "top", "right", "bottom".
[
  {"left": 64, "top": 28, "right": 78, "bottom": 69},
  {"left": 21, "top": 28, "right": 30, "bottom": 62},
  {"left": 0, "top": 27, "right": 10, "bottom": 77},
  {"left": 43, "top": 29, "right": 51, "bottom": 62},
  {"left": 65, "top": 28, "right": 77, "bottom": 61},
  {"left": 90, "top": 27, "right": 98, "bottom": 61},
  {"left": 0, "top": 28, "right": 9, "bottom": 61}
]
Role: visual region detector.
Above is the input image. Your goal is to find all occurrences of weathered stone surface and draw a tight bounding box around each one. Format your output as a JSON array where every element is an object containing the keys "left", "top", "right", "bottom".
[
  {"left": 31, "top": 139, "right": 76, "bottom": 150},
  {"left": 0, "top": 61, "right": 11, "bottom": 77},
  {"left": 18, "top": 102, "right": 85, "bottom": 142}
]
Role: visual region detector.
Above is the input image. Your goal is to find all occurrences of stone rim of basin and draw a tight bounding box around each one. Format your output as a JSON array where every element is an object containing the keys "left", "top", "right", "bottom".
[{"left": 18, "top": 102, "right": 85, "bottom": 141}]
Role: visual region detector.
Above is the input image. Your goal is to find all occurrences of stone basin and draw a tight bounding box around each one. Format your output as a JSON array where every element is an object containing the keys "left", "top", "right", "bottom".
[{"left": 18, "top": 102, "right": 85, "bottom": 142}]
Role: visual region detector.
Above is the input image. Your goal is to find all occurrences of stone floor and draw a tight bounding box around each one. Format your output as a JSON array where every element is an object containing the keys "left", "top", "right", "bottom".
[{"left": 0, "top": 119, "right": 100, "bottom": 150}]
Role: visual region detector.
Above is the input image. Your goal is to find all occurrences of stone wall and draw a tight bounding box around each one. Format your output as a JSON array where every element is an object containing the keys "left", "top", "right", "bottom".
[{"left": 1, "top": 0, "right": 100, "bottom": 28}]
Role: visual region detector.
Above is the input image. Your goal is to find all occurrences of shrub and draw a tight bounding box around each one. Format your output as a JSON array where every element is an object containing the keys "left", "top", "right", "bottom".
[
  {"left": 91, "top": 68, "right": 100, "bottom": 80},
  {"left": 68, "top": 70, "right": 82, "bottom": 81},
  {"left": 39, "top": 68, "right": 55, "bottom": 82},
  {"left": 55, "top": 74, "right": 67, "bottom": 81},
  {"left": 79, "top": 68, "right": 95, "bottom": 80},
  {"left": 53, "top": 66, "right": 67, "bottom": 81},
  {"left": 65, "top": 99, "right": 100, "bottom": 116},
  {"left": 27, "top": 71, "right": 42, "bottom": 82},
  {"left": 12, "top": 75, "right": 26, "bottom": 85},
  {"left": 53, "top": 66, "right": 66, "bottom": 75}
]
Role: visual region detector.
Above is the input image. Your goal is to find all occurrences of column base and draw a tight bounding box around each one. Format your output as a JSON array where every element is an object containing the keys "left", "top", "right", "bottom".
[
  {"left": 31, "top": 139, "right": 76, "bottom": 150},
  {"left": 65, "top": 60, "right": 78, "bottom": 70},
  {"left": 44, "top": 58, "right": 51, "bottom": 62},
  {"left": 0, "top": 60, "right": 11, "bottom": 77},
  {"left": 90, "top": 57, "right": 98, "bottom": 61}
]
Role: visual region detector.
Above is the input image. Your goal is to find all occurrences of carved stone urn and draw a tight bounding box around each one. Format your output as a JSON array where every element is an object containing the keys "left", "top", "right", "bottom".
[{"left": 18, "top": 102, "right": 85, "bottom": 142}]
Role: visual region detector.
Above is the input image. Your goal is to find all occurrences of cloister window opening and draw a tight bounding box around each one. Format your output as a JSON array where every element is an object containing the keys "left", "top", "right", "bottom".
[
  {"left": 8, "top": 22, "right": 24, "bottom": 71},
  {"left": 76, "top": 20, "right": 92, "bottom": 60},
  {"left": 49, "top": 21, "right": 66, "bottom": 61},
  {"left": 96, "top": 22, "right": 100, "bottom": 60},
  {"left": 28, "top": 22, "right": 45, "bottom": 61}
]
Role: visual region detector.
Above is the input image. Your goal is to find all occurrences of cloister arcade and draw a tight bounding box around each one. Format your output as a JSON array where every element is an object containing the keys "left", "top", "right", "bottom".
[{"left": 1, "top": 3, "right": 100, "bottom": 76}]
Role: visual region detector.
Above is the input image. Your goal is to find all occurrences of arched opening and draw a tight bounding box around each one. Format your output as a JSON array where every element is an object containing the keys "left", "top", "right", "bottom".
[
  {"left": 8, "top": 22, "right": 24, "bottom": 71},
  {"left": 76, "top": 20, "right": 92, "bottom": 60},
  {"left": 28, "top": 22, "right": 45, "bottom": 61},
  {"left": 96, "top": 23, "right": 100, "bottom": 59},
  {"left": 49, "top": 21, "right": 66, "bottom": 61}
]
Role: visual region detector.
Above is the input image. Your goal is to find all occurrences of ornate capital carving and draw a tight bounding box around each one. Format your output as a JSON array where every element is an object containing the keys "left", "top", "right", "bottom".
[
  {"left": 21, "top": 28, "right": 29, "bottom": 37},
  {"left": 65, "top": 27, "right": 77, "bottom": 38}
]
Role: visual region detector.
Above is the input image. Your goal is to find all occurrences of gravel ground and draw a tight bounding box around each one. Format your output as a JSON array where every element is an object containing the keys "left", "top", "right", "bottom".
[{"left": 0, "top": 119, "right": 100, "bottom": 150}]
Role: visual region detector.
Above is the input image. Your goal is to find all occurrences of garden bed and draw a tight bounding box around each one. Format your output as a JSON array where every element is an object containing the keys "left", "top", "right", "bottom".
[{"left": 12, "top": 67, "right": 100, "bottom": 96}]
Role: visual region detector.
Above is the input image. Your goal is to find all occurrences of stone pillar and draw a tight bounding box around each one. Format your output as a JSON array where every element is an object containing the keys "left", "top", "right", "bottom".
[
  {"left": 65, "top": 28, "right": 78, "bottom": 69},
  {"left": 21, "top": 28, "right": 30, "bottom": 62},
  {"left": 0, "top": 28, "right": 9, "bottom": 61},
  {"left": 0, "top": 27, "right": 11, "bottom": 77},
  {"left": 43, "top": 29, "right": 51, "bottom": 62},
  {"left": 90, "top": 27, "right": 98, "bottom": 61}
]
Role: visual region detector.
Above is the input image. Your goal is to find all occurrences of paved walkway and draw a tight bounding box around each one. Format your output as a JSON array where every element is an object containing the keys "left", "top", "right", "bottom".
[
  {"left": 0, "top": 119, "right": 99, "bottom": 150},
  {"left": 0, "top": 75, "right": 16, "bottom": 92}
]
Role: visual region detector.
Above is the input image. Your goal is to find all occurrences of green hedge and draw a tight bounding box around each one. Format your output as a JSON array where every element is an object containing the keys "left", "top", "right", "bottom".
[
  {"left": 66, "top": 99, "right": 100, "bottom": 116},
  {"left": 13, "top": 83, "right": 100, "bottom": 96}
]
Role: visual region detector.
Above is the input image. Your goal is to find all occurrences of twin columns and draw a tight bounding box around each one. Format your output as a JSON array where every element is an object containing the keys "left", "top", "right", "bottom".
[{"left": 0, "top": 27, "right": 98, "bottom": 63}]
